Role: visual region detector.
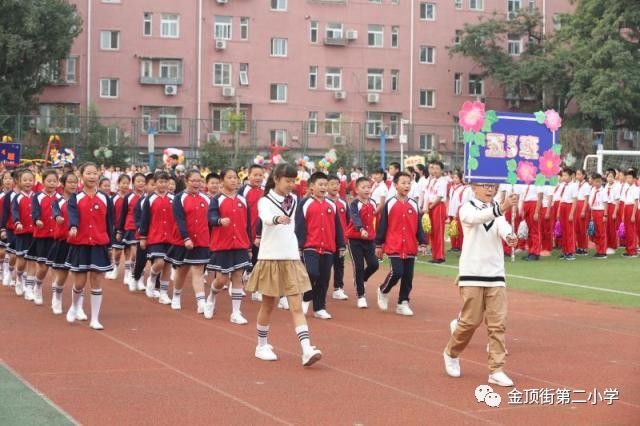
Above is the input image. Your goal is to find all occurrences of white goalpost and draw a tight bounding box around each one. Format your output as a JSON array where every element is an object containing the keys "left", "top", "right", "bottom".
[{"left": 583, "top": 146, "right": 640, "bottom": 174}]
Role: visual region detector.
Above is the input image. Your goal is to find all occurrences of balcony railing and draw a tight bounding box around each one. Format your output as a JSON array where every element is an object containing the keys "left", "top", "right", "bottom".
[
  {"left": 323, "top": 36, "right": 347, "bottom": 46},
  {"left": 139, "top": 76, "right": 183, "bottom": 85}
]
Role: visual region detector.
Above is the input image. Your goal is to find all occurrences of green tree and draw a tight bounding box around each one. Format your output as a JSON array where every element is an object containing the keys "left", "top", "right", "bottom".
[
  {"left": 83, "top": 107, "right": 130, "bottom": 167},
  {"left": 0, "top": 0, "right": 82, "bottom": 122},
  {"left": 199, "top": 136, "right": 231, "bottom": 171}
]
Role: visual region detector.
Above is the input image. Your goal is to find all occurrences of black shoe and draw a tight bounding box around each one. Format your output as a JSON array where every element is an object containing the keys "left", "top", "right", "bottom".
[
  {"left": 622, "top": 253, "right": 639, "bottom": 258},
  {"left": 593, "top": 254, "right": 607, "bottom": 259},
  {"left": 451, "top": 248, "right": 461, "bottom": 253},
  {"left": 558, "top": 254, "right": 566, "bottom": 259},
  {"left": 524, "top": 254, "right": 540, "bottom": 261},
  {"left": 563, "top": 254, "right": 576, "bottom": 260},
  {"left": 429, "top": 259, "right": 445, "bottom": 264}
]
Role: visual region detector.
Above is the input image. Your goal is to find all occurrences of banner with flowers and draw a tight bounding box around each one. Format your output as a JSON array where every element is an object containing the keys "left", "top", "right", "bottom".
[{"left": 460, "top": 101, "right": 563, "bottom": 186}]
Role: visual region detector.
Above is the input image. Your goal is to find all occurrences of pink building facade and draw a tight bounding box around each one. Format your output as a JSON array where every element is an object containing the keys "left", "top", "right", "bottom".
[{"left": 38, "top": 0, "right": 573, "bottom": 162}]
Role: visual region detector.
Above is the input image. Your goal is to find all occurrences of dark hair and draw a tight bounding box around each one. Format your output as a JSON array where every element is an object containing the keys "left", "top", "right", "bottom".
[
  {"left": 264, "top": 163, "right": 297, "bottom": 196},
  {"left": 355, "top": 176, "right": 370, "bottom": 187},
  {"left": 248, "top": 164, "right": 264, "bottom": 173},
  {"left": 591, "top": 173, "right": 603, "bottom": 181},
  {"left": 79, "top": 162, "right": 97, "bottom": 175},
  {"left": 389, "top": 162, "right": 401, "bottom": 171},
  {"left": 154, "top": 171, "right": 171, "bottom": 181},
  {"left": 185, "top": 169, "right": 202, "bottom": 180},
  {"left": 169, "top": 154, "right": 179, "bottom": 160},
  {"left": 430, "top": 160, "right": 444, "bottom": 170},
  {"left": 309, "top": 171, "right": 328, "bottom": 185},
  {"left": 60, "top": 172, "right": 77, "bottom": 187},
  {"left": 219, "top": 168, "right": 237, "bottom": 181},
  {"left": 41, "top": 168, "right": 58, "bottom": 182},
  {"left": 327, "top": 174, "right": 340, "bottom": 183},
  {"left": 118, "top": 174, "right": 131, "bottom": 184},
  {"left": 625, "top": 168, "right": 638, "bottom": 179},
  {"left": 132, "top": 172, "right": 146, "bottom": 183},
  {"left": 99, "top": 177, "right": 110, "bottom": 187},
  {"left": 393, "top": 171, "right": 411, "bottom": 184},
  {"left": 145, "top": 173, "right": 155, "bottom": 184},
  {"left": 452, "top": 169, "right": 463, "bottom": 180},
  {"left": 562, "top": 167, "right": 575, "bottom": 176},
  {"left": 17, "top": 168, "right": 35, "bottom": 181},
  {"left": 605, "top": 168, "right": 617, "bottom": 177},
  {"left": 205, "top": 172, "right": 220, "bottom": 182},
  {"left": 373, "top": 168, "right": 387, "bottom": 181},
  {"left": 576, "top": 168, "right": 586, "bottom": 176}
]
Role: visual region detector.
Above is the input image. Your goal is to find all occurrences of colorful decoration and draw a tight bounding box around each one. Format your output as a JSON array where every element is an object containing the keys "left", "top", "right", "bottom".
[
  {"left": 2, "top": 135, "right": 13, "bottom": 143},
  {"left": 253, "top": 155, "right": 265, "bottom": 166},
  {"left": 538, "top": 149, "right": 562, "bottom": 179},
  {"left": 268, "top": 143, "right": 288, "bottom": 165},
  {"left": 50, "top": 147, "right": 76, "bottom": 166},
  {"left": 447, "top": 220, "right": 458, "bottom": 238},
  {"left": 162, "top": 148, "right": 185, "bottom": 167},
  {"left": 421, "top": 212, "right": 432, "bottom": 234},
  {"left": 458, "top": 101, "right": 486, "bottom": 133},
  {"left": 543, "top": 110, "right": 562, "bottom": 132},
  {"left": 516, "top": 160, "right": 537, "bottom": 184},
  {"left": 93, "top": 146, "right": 112, "bottom": 160}
]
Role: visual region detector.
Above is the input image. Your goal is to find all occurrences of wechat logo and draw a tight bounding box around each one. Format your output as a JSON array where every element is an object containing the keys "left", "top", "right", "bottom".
[{"left": 475, "top": 385, "right": 502, "bottom": 408}]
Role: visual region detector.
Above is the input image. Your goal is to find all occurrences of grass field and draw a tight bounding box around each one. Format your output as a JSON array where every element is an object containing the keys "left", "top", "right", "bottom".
[{"left": 409, "top": 248, "right": 640, "bottom": 308}]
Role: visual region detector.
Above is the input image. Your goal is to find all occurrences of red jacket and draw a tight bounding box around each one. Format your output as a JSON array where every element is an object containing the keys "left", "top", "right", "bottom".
[
  {"left": 12, "top": 191, "right": 35, "bottom": 235},
  {"left": 112, "top": 193, "right": 125, "bottom": 229},
  {"left": 139, "top": 193, "right": 176, "bottom": 245},
  {"left": 208, "top": 193, "right": 251, "bottom": 251},
  {"left": 171, "top": 192, "right": 210, "bottom": 247},
  {"left": 67, "top": 191, "right": 114, "bottom": 246},
  {"left": 119, "top": 192, "right": 142, "bottom": 232},
  {"left": 52, "top": 198, "right": 70, "bottom": 241},
  {"left": 32, "top": 192, "right": 62, "bottom": 238},
  {"left": 239, "top": 184, "right": 263, "bottom": 241},
  {"left": 295, "top": 197, "right": 345, "bottom": 254},
  {"left": 346, "top": 199, "right": 377, "bottom": 241},
  {"left": 376, "top": 197, "right": 426, "bottom": 258},
  {"left": 330, "top": 196, "right": 349, "bottom": 244}
]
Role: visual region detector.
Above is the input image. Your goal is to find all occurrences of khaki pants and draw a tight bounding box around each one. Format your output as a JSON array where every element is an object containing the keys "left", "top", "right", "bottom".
[{"left": 445, "top": 286, "right": 507, "bottom": 373}]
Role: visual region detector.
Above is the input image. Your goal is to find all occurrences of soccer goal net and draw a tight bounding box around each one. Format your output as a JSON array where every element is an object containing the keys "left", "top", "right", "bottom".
[{"left": 583, "top": 148, "right": 640, "bottom": 175}]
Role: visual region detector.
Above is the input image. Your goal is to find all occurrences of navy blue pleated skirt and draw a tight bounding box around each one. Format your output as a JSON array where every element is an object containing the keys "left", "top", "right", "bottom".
[{"left": 65, "top": 244, "right": 113, "bottom": 273}]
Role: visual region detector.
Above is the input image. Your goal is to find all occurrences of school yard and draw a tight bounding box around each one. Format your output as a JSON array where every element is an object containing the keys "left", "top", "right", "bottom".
[{"left": 0, "top": 257, "right": 638, "bottom": 425}]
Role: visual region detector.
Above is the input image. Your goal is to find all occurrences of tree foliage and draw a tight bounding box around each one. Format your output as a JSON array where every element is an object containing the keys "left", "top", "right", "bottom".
[{"left": 0, "top": 0, "right": 82, "bottom": 117}]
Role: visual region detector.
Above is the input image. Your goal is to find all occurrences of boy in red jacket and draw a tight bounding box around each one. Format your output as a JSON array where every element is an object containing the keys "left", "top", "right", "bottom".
[{"left": 327, "top": 175, "right": 349, "bottom": 301}]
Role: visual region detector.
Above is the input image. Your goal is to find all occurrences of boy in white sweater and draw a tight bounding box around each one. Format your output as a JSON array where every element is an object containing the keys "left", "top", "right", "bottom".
[{"left": 443, "top": 183, "right": 518, "bottom": 387}]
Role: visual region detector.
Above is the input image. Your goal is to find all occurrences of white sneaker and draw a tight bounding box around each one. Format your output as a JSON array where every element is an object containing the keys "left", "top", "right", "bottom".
[
  {"left": 123, "top": 271, "right": 132, "bottom": 287},
  {"left": 127, "top": 276, "right": 136, "bottom": 292},
  {"left": 171, "top": 297, "right": 181, "bottom": 310},
  {"left": 488, "top": 371, "right": 514, "bottom": 387},
  {"left": 9, "top": 278, "right": 15, "bottom": 288},
  {"left": 89, "top": 321, "right": 104, "bottom": 330},
  {"left": 313, "top": 309, "right": 332, "bottom": 320},
  {"left": 145, "top": 277, "right": 155, "bottom": 298},
  {"left": 33, "top": 286, "right": 43, "bottom": 305},
  {"left": 443, "top": 351, "right": 461, "bottom": 377},
  {"left": 136, "top": 277, "right": 146, "bottom": 292},
  {"left": 153, "top": 289, "right": 160, "bottom": 298},
  {"left": 251, "top": 292, "right": 262, "bottom": 302},
  {"left": 230, "top": 312, "right": 248, "bottom": 325},
  {"left": 332, "top": 288, "right": 349, "bottom": 300},
  {"left": 255, "top": 344, "right": 278, "bottom": 361},
  {"left": 449, "top": 318, "right": 458, "bottom": 335},
  {"left": 197, "top": 299, "right": 206, "bottom": 314},
  {"left": 51, "top": 297, "right": 63, "bottom": 315},
  {"left": 302, "top": 300, "right": 310, "bottom": 315},
  {"left": 376, "top": 287, "right": 388, "bottom": 311},
  {"left": 24, "top": 286, "right": 34, "bottom": 301},
  {"left": 606, "top": 248, "right": 616, "bottom": 255},
  {"left": 302, "top": 346, "right": 322, "bottom": 367},
  {"left": 14, "top": 279, "right": 24, "bottom": 296},
  {"left": 76, "top": 306, "right": 88, "bottom": 321},
  {"left": 104, "top": 269, "right": 117, "bottom": 280},
  {"left": 357, "top": 297, "right": 368, "bottom": 309},
  {"left": 1, "top": 273, "right": 8, "bottom": 286},
  {"left": 395, "top": 301, "right": 414, "bottom": 316},
  {"left": 277, "top": 297, "right": 289, "bottom": 310},
  {"left": 66, "top": 307, "right": 76, "bottom": 324},
  {"left": 158, "top": 293, "right": 172, "bottom": 305},
  {"left": 204, "top": 302, "right": 215, "bottom": 319}
]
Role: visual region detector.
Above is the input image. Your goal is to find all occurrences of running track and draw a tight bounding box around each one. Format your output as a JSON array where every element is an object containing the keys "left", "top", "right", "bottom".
[{"left": 0, "top": 266, "right": 638, "bottom": 425}]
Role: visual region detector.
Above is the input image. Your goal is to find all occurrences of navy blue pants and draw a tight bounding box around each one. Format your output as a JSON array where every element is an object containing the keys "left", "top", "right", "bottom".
[
  {"left": 379, "top": 256, "right": 415, "bottom": 303},
  {"left": 302, "top": 250, "right": 333, "bottom": 312},
  {"left": 348, "top": 239, "right": 379, "bottom": 297},
  {"left": 133, "top": 244, "right": 148, "bottom": 281},
  {"left": 333, "top": 252, "right": 344, "bottom": 289}
]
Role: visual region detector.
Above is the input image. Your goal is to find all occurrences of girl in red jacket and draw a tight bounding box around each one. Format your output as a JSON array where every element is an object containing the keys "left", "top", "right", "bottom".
[
  {"left": 1, "top": 170, "right": 19, "bottom": 291},
  {"left": 12, "top": 169, "right": 36, "bottom": 301},
  {"left": 205, "top": 169, "right": 252, "bottom": 324},
  {"left": 65, "top": 163, "right": 115, "bottom": 330},
  {"left": 0, "top": 171, "right": 14, "bottom": 287},
  {"left": 116, "top": 173, "right": 146, "bottom": 290},
  {"left": 106, "top": 174, "right": 131, "bottom": 280},
  {"left": 25, "top": 169, "right": 61, "bottom": 306}
]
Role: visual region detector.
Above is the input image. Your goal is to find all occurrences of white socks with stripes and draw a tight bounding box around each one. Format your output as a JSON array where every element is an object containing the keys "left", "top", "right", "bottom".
[
  {"left": 295, "top": 325, "right": 312, "bottom": 351},
  {"left": 231, "top": 289, "right": 243, "bottom": 314},
  {"left": 257, "top": 324, "right": 270, "bottom": 347}
]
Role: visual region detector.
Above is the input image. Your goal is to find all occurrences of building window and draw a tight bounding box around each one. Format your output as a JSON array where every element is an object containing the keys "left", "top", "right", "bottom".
[
  {"left": 270, "top": 83, "right": 287, "bottom": 102},
  {"left": 419, "top": 46, "right": 435, "bottom": 64},
  {"left": 239, "top": 63, "right": 249, "bottom": 86},
  {"left": 213, "top": 63, "right": 232, "bottom": 86},
  {"left": 325, "top": 23, "right": 343, "bottom": 40},
  {"left": 469, "top": 74, "right": 483, "bottom": 95},
  {"left": 143, "top": 13, "right": 152, "bottom": 36},
  {"left": 324, "top": 112, "right": 342, "bottom": 136},
  {"left": 270, "top": 129, "right": 287, "bottom": 146},
  {"left": 310, "top": 21, "right": 318, "bottom": 43},
  {"left": 141, "top": 60, "right": 152, "bottom": 78},
  {"left": 99, "top": 78, "right": 119, "bottom": 98},
  {"left": 391, "top": 26, "right": 399, "bottom": 48},
  {"left": 419, "top": 133, "right": 434, "bottom": 152},
  {"left": 270, "top": 38, "right": 288, "bottom": 57},
  {"left": 270, "top": 0, "right": 287, "bottom": 11},
  {"left": 368, "top": 0, "right": 382, "bottom": 3},
  {"left": 38, "top": 103, "right": 80, "bottom": 131},
  {"left": 508, "top": 34, "right": 522, "bottom": 56},
  {"left": 158, "top": 107, "right": 181, "bottom": 133},
  {"left": 159, "top": 61, "right": 181, "bottom": 81},
  {"left": 454, "top": 73, "right": 462, "bottom": 95},
  {"left": 390, "top": 69, "right": 399, "bottom": 92},
  {"left": 455, "top": 30, "right": 463, "bottom": 45},
  {"left": 240, "top": 17, "right": 249, "bottom": 40},
  {"left": 100, "top": 31, "right": 119, "bottom": 50},
  {"left": 419, "top": 89, "right": 435, "bottom": 107},
  {"left": 309, "top": 65, "right": 318, "bottom": 89},
  {"left": 469, "top": 0, "right": 483, "bottom": 10},
  {"left": 160, "top": 14, "right": 179, "bottom": 38},
  {"left": 366, "top": 112, "right": 383, "bottom": 138},
  {"left": 389, "top": 114, "right": 399, "bottom": 137},
  {"left": 420, "top": 2, "right": 436, "bottom": 21},
  {"left": 308, "top": 111, "right": 318, "bottom": 135},
  {"left": 455, "top": 0, "right": 463, "bottom": 10},
  {"left": 215, "top": 16, "right": 232, "bottom": 40},
  {"left": 367, "top": 25, "right": 383, "bottom": 48},
  {"left": 325, "top": 67, "right": 342, "bottom": 90},
  {"left": 553, "top": 13, "right": 562, "bottom": 30},
  {"left": 40, "top": 60, "right": 60, "bottom": 83},
  {"left": 528, "top": 0, "right": 535, "bottom": 12},
  {"left": 212, "top": 108, "right": 247, "bottom": 133},
  {"left": 367, "top": 69, "right": 383, "bottom": 92},
  {"left": 508, "top": 0, "right": 521, "bottom": 19},
  {"left": 65, "top": 57, "right": 77, "bottom": 83}
]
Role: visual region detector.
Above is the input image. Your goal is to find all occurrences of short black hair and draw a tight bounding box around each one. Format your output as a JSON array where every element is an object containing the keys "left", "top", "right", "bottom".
[
  {"left": 154, "top": 171, "right": 171, "bottom": 181},
  {"left": 356, "top": 176, "right": 370, "bottom": 187},
  {"left": 206, "top": 172, "right": 220, "bottom": 182},
  {"left": 309, "top": 171, "right": 328, "bottom": 184},
  {"left": 145, "top": 173, "right": 155, "bottom": 183},
  {"left": 562, "top": 167, "right": 575, "bottom": 176},
  {"left": 169, "top": 154, "right": 179, "bottom": 160},
  {"left": 591, "top": 173, "right": 603, "bottom": 181},
  {"left": 430, "top": 160, "right": 444, "bottom": 170},
  {"left": 393, "top": 171, "right": 411, "bottom": 184},
  {"left": 372, "top": 168, "right": 387, "bottom": 181},
  {"left": 389, "top": 162, "right": 401, "bottom": 170},
  {"left": 625, "top": 168, "right": 638, "bottom": 179},
  {"left": 248, "top": 164, "right": 264, "bottom": 173},
  {"left": 327, "top": 174, "right": 340, "bottom": 183}
]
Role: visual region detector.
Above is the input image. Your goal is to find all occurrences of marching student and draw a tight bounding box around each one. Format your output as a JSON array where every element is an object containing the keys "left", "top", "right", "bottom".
[
  {"left": 239, "top": 165, "right": 265, "bottom": 302},
  {"left": 551, "top": 174, "right": 566, "bottom": 249},
  {"left": 99, "top": 177, "right": 111, "bottom": 194},
  {"left": 589, "top": 174, "right": 608, "bottom": 259},
  {"left": 327, "top": 174, "right": 349, "bottom": 301},
  {"left": 205, "top": 169, "right": 252, "bottom": 324},
  {"left": 540, "top": 184, "right": 555, "bottom": 256},
  {"left": 296, "top": 172, "right": 346, "bottom": 319},
  {"left": 11, "top": 169, "right": 36, "bottom": 301},
  {"left": 558, "top": 168, "right": 578, "bottom": 260},
  {"left": 139, "top": 171, "right": 175, "bottom": 305},
  {"left": 605, "top": 169, "right": 621, "bottom": 254},
  {"left": 105, "top": 174, "right": 130, "bottom": 280},
  {"left": 1, "top": 170, "right": 19, "bottom": 291},
  {"left": 346, "top": 177, "right": 379, "bottom": 308},
  {"left": 48, "top": 172, "right": 78, "bottom": 315},
  {"left": 575, "top": 169, "right": 592, "bottom": 256},
  {"left": 443, "top": 183, "right": 518, "bottom": 387},
  {"left": 205, "top": 172, "right": 220, "bottom": 198},
  {"left": 447, "top": 170, "right": 470, "bottom": 252},
  {"left": 0, "top": 171, "right": 14, "bottom": 286},
  {"left": 165, "top": 169, "right": 210, "bottom": 312},
  {"left": 424, "top": 161, "right": 447, "bottom": 264},
  {"left": 385, "top": 162, "right": 401, "bottom": 199},
  {"left": 520, "top": 182, "right": 544, "bottom": 261},
  {"left": 131, "top": 174, "right": 155, "bottom": 293},
  {"left": 65, "top": 162, "right": 115, "bottom": 330},
  {"left": 376, "top": 172, "right": 427, "bottom": 316},
  {"left": 25, "top": 169, "right": 61, "bottom": 305},
  {"left": 621, "top": 168, "right": 639, "bottom": 258},
  {"left": 371, "top": 169, "right": 388, "bottom": 217},
  {"left": 117, "top": 172, "right": 146, "bottom": 290},
  {"left": 246, "top": 163, "right": 323, "bottom": 366}
]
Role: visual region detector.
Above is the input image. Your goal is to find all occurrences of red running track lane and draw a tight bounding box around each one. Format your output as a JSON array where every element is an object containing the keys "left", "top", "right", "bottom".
[{"left": 0, "top": 267, "right": 638, "bottom": 425}]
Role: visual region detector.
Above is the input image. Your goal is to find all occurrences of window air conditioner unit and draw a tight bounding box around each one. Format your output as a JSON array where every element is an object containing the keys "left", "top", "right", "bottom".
[
  {"left": 333, "top": 135, "right": 345, "bottom": 145},
  {"left": 367, "top": 92, "right": 380, "bottom": 103},
  {"left": 334, "top": 90, "right": 346, "bottom": 100},
  {"left": 222, "top": 86, "right": 235, "bottom": 97},
  {"left": 207, "top": 132, "right": 221, "bottom": 142},
  {"left": 215, "top": 40, "right": 227, "bottom": 50},
  {"left": 164, "top": 85, "right": 178, "bottom": 96},
  {"left": 346, "top": 30, "right": 358, "bottom": 40},
  {"left": 216, "top": 0, "right": 229, "bottom": 4}
]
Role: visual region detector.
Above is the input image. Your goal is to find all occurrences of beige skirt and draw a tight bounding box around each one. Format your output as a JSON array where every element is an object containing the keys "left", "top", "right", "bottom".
[{"left": 246, "top": 260, "right": 311, "bottom": 297}]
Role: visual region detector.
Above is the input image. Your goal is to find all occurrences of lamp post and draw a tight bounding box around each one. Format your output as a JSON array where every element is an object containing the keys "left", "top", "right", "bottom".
[
  {"left": 399, "top": 119, "right": 409, "bottom": 171},
  {"left": 147, "top": 125, "right": 156, "bottom": 170},
  {"left": 379, "top": 125, "right": 387, "bottom": 170}
]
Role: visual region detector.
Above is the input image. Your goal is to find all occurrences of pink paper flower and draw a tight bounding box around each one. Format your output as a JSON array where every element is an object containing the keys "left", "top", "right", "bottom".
[
  {"left": 538, "top": 149, "right": 562, "bottom": 178},
  {"left": 458, "top": 101, "right": 486, "bottom": 132},
  {"left": 544, "top": 109, "right": 562, "bottom": 132},
  {"left": 516, "top": 160, "right": 538, "bottom": 184}
]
